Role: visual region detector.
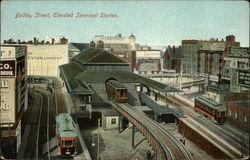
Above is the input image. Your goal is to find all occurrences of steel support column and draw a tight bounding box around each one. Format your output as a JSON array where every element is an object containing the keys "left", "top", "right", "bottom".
[
  {"left": 131, "top": 124, "right": 135, "bottom": 149},
  {"left": 154, "top": 112, "right": 158, "bottom": 122},
  {"left": 118, "top": 115, "right": 121, "bottom": 133}
]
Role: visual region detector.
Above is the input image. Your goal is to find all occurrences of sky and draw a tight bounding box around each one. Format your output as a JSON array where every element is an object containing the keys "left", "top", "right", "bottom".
[{"left": 1, "top": 0, "right": 249, "bottom": 47}]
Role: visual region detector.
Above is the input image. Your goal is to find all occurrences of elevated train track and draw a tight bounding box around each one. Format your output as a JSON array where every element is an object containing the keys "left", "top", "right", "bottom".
[
  {"left": 167, "top": 94, "right": 249, "bottom": 158},
  {"left": 109, "top": 101, "right": 193, "bottom": 160}
]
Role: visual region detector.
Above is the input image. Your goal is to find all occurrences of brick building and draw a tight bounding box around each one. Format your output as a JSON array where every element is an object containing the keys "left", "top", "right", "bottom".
[
  {"left": 181, "top": 40, "right": 201, "bottom": 74},
  {"left": 0, "top": 45, "right": 28, "bottom": 158},
  {"left": 227, "top": 101, "right": 249, "bottom": 130},
  {"left": 223, "top": 47, "right": 249, "bottom": 93},
  {"left": 197, "top": 35, "right": 240, "bottom": 87},
  {"left": 163, "top": 46, "right": 182, "bottom": 73}
]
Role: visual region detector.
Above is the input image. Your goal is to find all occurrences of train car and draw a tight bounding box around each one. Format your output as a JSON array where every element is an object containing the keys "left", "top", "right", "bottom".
[
  {"left": 106, "top": 80, "right": 128, "bottom": 102},
  {"left": 194, "top": 96, "right": 226, "bottom": 123},
  {"left": 56, "top": 113, "right": 77, "bottom": 156}
]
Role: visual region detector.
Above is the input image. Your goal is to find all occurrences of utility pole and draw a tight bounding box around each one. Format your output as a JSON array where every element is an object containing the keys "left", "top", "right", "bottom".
[{"left": 97, "top": 118, "right": 100, "bottom": 160}]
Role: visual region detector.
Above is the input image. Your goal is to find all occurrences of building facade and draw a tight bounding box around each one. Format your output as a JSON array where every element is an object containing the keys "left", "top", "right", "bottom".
[
  {"left": 0, "top": 45, "right": 28, "bottom": 158},
  {"left": 181, "top": 40, "right": 201, "bottom": 74},
  {"left": 227, "top": 101, "right": 249, "bottom": 130},
  {"left": 163, "top": 46, "right": 181, "bottom": 73},
  {"left": 133, "top": 50, "right": 163, "bottom": 74},
  {"left": 27, "top": 44, "right": 68, "bottom": 77},
  {"left": 92, "top": 34, "right": 136, "bottom": 52},
  {"left": 223, "top": 47, "right": 249, "bottom": 93}
]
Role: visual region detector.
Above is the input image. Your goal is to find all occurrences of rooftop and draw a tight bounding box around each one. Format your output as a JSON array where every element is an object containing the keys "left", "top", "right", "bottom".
[
  {"left": 73, "top": 48, "right": 127, "bottom": 64},
  {"left": 70, "top": 43, "right": 89, "bottom": 51},
  {"left": 102, "top": 109, "right": 119, "bottom": 116},
  {"left": 59, "top": 62, "right": 94, "bottom": 94}
]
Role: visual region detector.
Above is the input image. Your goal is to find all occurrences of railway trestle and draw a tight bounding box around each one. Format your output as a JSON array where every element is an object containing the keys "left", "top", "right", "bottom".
[
  {"left": 109, "top": 101, "right": 193, "bottom": 160},
  {"left": 111, "top": 102, "right": 166, "bottom": 160}
]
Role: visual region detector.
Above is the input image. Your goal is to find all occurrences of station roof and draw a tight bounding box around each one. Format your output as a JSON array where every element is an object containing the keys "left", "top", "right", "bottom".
[
  {"left": 73, "top": 48, "right": 128, "bottom": 64},
  {"left": 60, "top": 48, "right": 179, "bottom": 94},
  {"left": 102, "top": 109, "right": 119, "bottom": 116},
  {"left": 60, "top": 63, "right": 179, "bottom": 93},
  {"left": 59, "top": 62, "right": 94, "bottom": 94},
  {"left": 195, "top": 96, "right": 226, "bottom": 111},
  {"left": 76, "top": 71, "right": 179, "bottom": 92}
]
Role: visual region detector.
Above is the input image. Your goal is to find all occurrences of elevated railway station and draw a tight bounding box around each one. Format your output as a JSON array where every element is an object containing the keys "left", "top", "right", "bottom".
[
  {"left": 59, "top": 48, "right": 193, "bottom": 159},
  {"left": 58, "top": 48, "right": 246, "bottom": 159}
]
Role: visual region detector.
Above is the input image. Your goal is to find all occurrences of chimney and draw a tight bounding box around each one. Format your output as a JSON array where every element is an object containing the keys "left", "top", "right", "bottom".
[
  {"left": 60, "top": 37, "right": 68, "bottom": 44},
  {"left": 226, "top": 35, "right": 235, "bottom": 42}
]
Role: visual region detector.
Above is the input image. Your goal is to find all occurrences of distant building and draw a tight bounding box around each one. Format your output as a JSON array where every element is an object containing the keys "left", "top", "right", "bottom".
[
  {"left": 227, "top": 101, "right": 249, "bottom": 130},
  {"left": 92, "top": 34, "right": 136, "bottom": 52},
  {"left": 223, "top": 47, "right": 249, "bottom": 93},
  {"left": 27, "top": 44, "right": 68, "bottom": 77},
  {"left": 181, "top": 40, "right": 201, "bottom": 74},
  {"left": 68, "top": 43, "right": 89, "bottom": 59},
  {"left": 181, "top": 35, "right": 240, "bottom": 77},
  {"left": 196, "top": 35, "right": 240, "bottom": 88},
  {"left": 3, "top": 37, "right": 69, "bottom": 77},
  {"left": 133, "top": 50, "right": 163, "bottom": 74},
  {"left": 163, "top": 46, "right": 182, "bottom": 73},
  {"left": 0, "top": 45, "right": 28, "bottom": 158},
  {"left": 46, "top": 36, "right": 66, "bottom": 44}
]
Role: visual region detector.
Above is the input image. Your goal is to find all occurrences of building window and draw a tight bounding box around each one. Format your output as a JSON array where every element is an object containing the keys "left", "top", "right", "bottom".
[
  {"left": 0, "top": 80, "right": 8, "bottom": 88},
  {"left": 235, "top": 112, "right": 238, "bottom": 119},
  {"left": 229, "top": 110, "right": 232, "bottom": 116},
  {"left": 244, "top": 116, "right": 248, "bottom": 123},
  {"left": 111, "top": 118, "right": 116, "bottom": 124}
]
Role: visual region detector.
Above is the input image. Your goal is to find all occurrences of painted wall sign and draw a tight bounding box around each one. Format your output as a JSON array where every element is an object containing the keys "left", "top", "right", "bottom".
[{"left": 0, "top": 60, "right": 16, "bottom": 76}]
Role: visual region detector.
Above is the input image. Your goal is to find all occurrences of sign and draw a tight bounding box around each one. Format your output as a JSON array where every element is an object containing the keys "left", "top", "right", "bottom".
[
  {"left": 0, "top": 78, "right": 15, "bottom": 124},
  {"left": 0, "top": 46, "right": 16, "bottom": 59},
  {"left": 209, "top": 75, "right": 219, "bottom": 82},
  {"left": 0, "top": 60, "right": 16, "bottom": 76}
]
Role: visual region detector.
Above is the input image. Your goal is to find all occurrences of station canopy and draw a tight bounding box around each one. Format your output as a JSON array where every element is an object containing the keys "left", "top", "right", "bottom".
[{"left": 59, "top": 49, "right": 179, "bottom": 94}]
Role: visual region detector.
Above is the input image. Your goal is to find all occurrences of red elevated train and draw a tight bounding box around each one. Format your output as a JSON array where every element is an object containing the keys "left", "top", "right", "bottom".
[
  {"left": 194, "top": 96, "right": 226, "bottom": 123},
  {"left": 106, "top": 80, "right": 128, "bottom": 102},
  {"left": 56, "top": 113, "right": 77, "bottom": 156}
]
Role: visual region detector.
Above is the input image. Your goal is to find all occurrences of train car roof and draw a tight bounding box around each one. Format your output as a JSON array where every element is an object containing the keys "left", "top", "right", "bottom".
[
  {"left": 56, "top": 113, "right": 77, "bottom": 138},
  {"left": 106, "top": 80, "right": 127, "bottom": 89},
  {"left": 195, "top": 96, "right": 226, "bottom": 111}
]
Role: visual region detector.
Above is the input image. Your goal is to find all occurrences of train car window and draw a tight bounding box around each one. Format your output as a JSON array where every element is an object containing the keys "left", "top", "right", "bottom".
[{"left": 65, "top": 140, "right": 73, "bottom": 146}]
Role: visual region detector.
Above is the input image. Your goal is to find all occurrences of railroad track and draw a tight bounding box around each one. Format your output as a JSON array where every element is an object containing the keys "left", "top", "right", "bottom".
[
  {"left": 110, "top": 101, "right": 193, "bottom": 160},
  {"left": 131, "top": 104, "right": 193, "bottom": 160},
  {"left": 22, "top": 91, "right": 43, "bottom": 159},
  {"left": 167, "top": 94, "right": 249, "bottom": 158}
]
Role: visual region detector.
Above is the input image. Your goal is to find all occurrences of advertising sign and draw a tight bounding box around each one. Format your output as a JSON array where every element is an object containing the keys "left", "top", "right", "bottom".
[
  {"left": 0, "top": 78, "right": 16, "bottom": 124},
  {"left": 0, "top": 60, "right": 16, "bottom": 76},
  {"left": 0, "top": 46, "right": 16, "bottom": 59}
]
